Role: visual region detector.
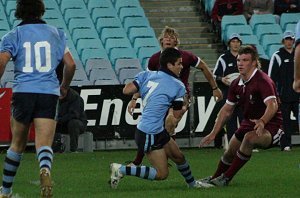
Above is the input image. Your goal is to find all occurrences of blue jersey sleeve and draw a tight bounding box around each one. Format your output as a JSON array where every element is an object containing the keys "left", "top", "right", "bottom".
[{"left": 0, "top": 28, "right": 18, "bottom": 58}]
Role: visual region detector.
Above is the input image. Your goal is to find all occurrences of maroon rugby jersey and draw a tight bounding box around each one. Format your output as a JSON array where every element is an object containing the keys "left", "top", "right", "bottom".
[
  {"left": 148, "top": 49, "right": 200, "bottom": 94},
  {"left": 226, "top": 69, "right": 282, "bottom": 124}
]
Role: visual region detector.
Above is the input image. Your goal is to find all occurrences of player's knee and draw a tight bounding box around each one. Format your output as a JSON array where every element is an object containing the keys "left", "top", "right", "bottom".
[
  {"left": 155, "top": 170, "right": 169, "bottom": 180},
  {"left": 243, "top": 132, "right": 256, "bottom": 145}
]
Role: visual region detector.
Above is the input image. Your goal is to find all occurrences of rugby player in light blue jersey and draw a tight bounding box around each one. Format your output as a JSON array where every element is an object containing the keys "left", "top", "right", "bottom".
[
  {"left": 0, "top": 0, "right": 75, "bottom": 197},
  {"left": 110, "top": 48, "right": 212, "bottom": 189}
]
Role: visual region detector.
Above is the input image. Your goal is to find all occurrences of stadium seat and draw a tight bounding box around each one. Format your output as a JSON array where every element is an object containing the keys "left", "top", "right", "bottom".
[
  {"left": 239, "top": 35, "right": 259, "bottom": 46},
  {"left": 100, "top": 27, "right": 127, "bottom": 45},
  {"left": 109, "top": 48, "right": 137, "bottom": 66},
  {"left": 114, "top": 59, "right": 143, "bottom": 75},
  {"left": 44, "top": 0, "right": 60, "bottom": 10},
  {"left": 118, "top": 68, "right": 143, "bottom": 84},
  {"left": 91, "top": 7, "right": 118, "bottom": 23},
  {"left": 68, "top": 18, "right": 95, "bottom": 35},
  {"left": 133, "top": 37, "right": 160, "bottom": 51},
  {"left": 70, "top": 79, "right": 93, "bottom": 86},
  {"left": 105, "top": 38, "right": 132, "bottom": 56},
  {"left": 89, "top": 68, "right": 118, "bottom": 84},
  {"left": 43, "top": 9, "right": 63, "bottom": 20},
  {"left": 76, "top": 38, "right": 104, "bottom": 55},
  {"left": 280, "top": 13, "right": 300, "bottom": 31},
  {"left": 95, "top": 17, "right": 122, "bottom": 34},
  {"left": 221, "top": 15, "right": 247, "bottom": 41},
  {"left": 87, "top": 0, "right": 114, "bottom": 13},
  {"left": 225, "top": 25, "right": 253, "bottom": 43},
  {"left": 249, "top": 14, "right": 276, "bottom": 33},
  {"left": 94, "top": 79, "right": 120, "bottom": 85},
  {"left": 72, "top": 68, "right": 88, "bottom": 81},
  {"left": 137, "top": 46, "right": 160, "bottom": 69},
  {"left": 119, "top": 7, "right": 146, "bottom": 23},
  {"left": 1, "top": 71, "right": 14, "bottom": 86},
  {"left": 85, "top": 59, "right": 113, "bottom": 77},
  {"left": 72, "top": 28, "right": 99, "bottom": 45},
  {"left": 123, "top": 16, "right": 150, "bottom": 33},
  {"left": 64, "top": 8, "right": 90, "bottom": 24},
  {"left": 255, "top": 24, "right": 282, "bottom": 43},
  {"left": 285, "top": 23, "right": 296, "bottom": 32},
  {"left": 205, "top": 0, "right": 216, "bottom": 16},
  {"left": 128, "top": 27, "right": 156, "bottom": 43},
  {"left": 5, "top": 1, "right": 16, "bottom": 17},
  {"left": 267, "top": 44, "right": 283, "bottom": 59},
  {"left": 261, "top": 34, "right": 282, "bottom": 51},
  {"left": 254, "top": 44, "right": 269, "bottom": 59},
  {"left": 81, "top": 48, "right": 109, "bottom": 65},
  {"left": 60, "top": 0, "right": 86, "bottom": 14},
  {"left": 114, "top": 0, "right": 141, "bottom": 14}
]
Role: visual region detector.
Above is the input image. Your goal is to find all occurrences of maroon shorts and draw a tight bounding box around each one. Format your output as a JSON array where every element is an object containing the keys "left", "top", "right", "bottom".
[{"left": 235, "top": 119, "right": 284, "bottom": 148}]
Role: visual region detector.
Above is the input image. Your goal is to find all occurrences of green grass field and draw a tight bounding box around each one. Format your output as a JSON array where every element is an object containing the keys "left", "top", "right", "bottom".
[{"left": 0, "top": 147, "right": 299, "bottom": 198}]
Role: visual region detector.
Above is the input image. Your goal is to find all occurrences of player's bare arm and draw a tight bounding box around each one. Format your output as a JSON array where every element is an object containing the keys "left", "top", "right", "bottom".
[
  {"left": 251, "top": 98, "right": 278, "bottom": 136},
  {"left": 123, "top": 82, "right": 138, "bottom": 95},
  {"left": 127, "top": 92, "right": 141, "bottom": 115},
  {"left": 200, "top": 103, "right": 234, "bottom": 147},
  {"left": 0, "top": 52, "right": 11, "bottom": 79},
  {"left": 197, "top": 59, "right": 223, "bottom": 102},
  {"left": 60, "top": 51, "right": 76, "bottom": 99}
]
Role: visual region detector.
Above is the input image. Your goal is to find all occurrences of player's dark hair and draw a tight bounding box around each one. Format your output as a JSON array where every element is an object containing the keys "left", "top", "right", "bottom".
[
  {"left": 238, "top": 45, "right": 261, "bottom": 68},
  {"left": 15, "top": 0, "right": 45, "bottom": 20},
  {"left": 159, "top": 48, "right": 181, "bottom": 69}
]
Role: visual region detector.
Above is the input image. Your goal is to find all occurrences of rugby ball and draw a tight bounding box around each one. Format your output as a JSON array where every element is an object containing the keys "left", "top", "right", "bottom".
[{"left": 225, "top": 73, "right": 240, "bottom": 84}]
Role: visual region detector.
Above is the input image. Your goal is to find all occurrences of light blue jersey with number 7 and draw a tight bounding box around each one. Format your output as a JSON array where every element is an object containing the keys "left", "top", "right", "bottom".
[
  {"left": 134, "top": 70, "right": 186, "bottom": 135},
  {"left": 0, "top": 22, "right": 66, "bottom": 96}
]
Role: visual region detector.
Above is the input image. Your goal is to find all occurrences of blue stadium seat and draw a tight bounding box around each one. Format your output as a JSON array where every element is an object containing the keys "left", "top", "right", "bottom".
[
  {"left": 94, "top": 79, "right": 120, "bottom": 85},
  {"left": 0, "top": 20, "right": 10, "bottom": 31},
  {"left": 221, "top": 15, "right": 247, "bottom": 41},
  {"left": 261, "top": 34, "right": 282, "bottom": 52},
  {"left": 5, "top": 1, "right": 16, "bottom": 17},
  {"left": 72, "top": 28, "right": 99, "bottom": 45},
  {"left": 85, "top": 59, "right": 113, "bottom": 77},
  {"left": 280, "top": 13, "right": 300, "bottom": 31},
  {"left": 119, "top": 7, "right": 146, "bottom": 23},
  {"left": 81, "top": 48, "right": 109, "bottom": 65},
  {"left": 285, "top": 23, "right": 296, "bottom": 32},
  {"left": 128, "top": 27, "right": 156, "bottom": 43},
  {"left": 114, "top": 0, "right": 141, "bottom": 14},
  {"left": 1, "top": 71, "right": 14, "bottom": 86},
  {"left": 137, "top": 46, "right": 160, "bottom": 69},
  {"left": 133, "top": 37, "right": 160, "bottom": 51},
  {"left": 109, "top": 48, "right": 137, "bottom": 66},
  {"left": 249, "top": 14, "right": 276, "bottom": 33},
  {"left": 240, "top": 35, "right": 259, "bottom": 46},
  {"left": 255, "top": 24, "right": 282, "bottom": 43},
  {"left": 87, "top": 0, "right": 114, "bottom": 12},
  {"left": 60, "top": 0, "right": 86, "bottom": 14},
  {"left": 205, "top": 0, "right": 216, "bottom": 16},
  {"left": 68, "top": 18, "right": 95, "bottom": 35},
  {"left": 76, "top": 38, "right": 104, "bottom": 55},
  {"left": 72, "top": 68, "right": 88, "bottom": 81},
  {"left": 44, "top": 0, "right": 60, "bottom": 10},
  {"left": 225, "top": 25, "right": 253, "bottom": 43},
  {"left": 118, "top": 68, "right": 143, "bottom": 84},
  {"left": 100, "top": 27, "right": 127, "bottom": 45},
  {"left": 43, "top": 9, "right": 63, "bottom": 20},
  {"left": 91, "top": 7, "right": 118, "bottom": 23},
  {"left": 123, "top": 17, "right": 150, "bottom": 33},
  {"left": 114, "top": 59, "right": 142, "bottom": 75},
  {"left": 267, "top": 44, "right": 283, "bottom": 59},
  {"left": 95, "top": 17, "right": 122, "bottom": 34},
  {"left": 105, "top": 38, "right": 132, "bottom": 56},
  {"left": 70, "top": 79, "right": 93, "bottom": 86},
  {"left": 89, "top": 68, "right": 118, "bottom": 84},
  {"left": 64, "top": 8, "right": 90, "bottom": 24},
  {"left": 254, "top": 44, "right": 269, "bottom": 59}
]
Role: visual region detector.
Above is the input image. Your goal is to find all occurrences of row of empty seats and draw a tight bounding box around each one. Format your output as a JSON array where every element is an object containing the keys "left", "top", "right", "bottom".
[
  {"left": 0, "top": 59, "right": 144, "bottom": 88},
  {"left": 222, "top": 13, "right": 300, "bottom": 59},
  {"left": 0, "top": 0, "right": 160, "bottom": 70}
]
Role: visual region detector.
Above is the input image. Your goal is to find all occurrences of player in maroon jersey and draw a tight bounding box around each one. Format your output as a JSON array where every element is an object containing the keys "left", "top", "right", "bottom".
[
  {"left": 199, "top": 45, "right": 284, "bottom": 187},
  {"left": 127, "top": 26, "right": 222, "bottom": 166}
]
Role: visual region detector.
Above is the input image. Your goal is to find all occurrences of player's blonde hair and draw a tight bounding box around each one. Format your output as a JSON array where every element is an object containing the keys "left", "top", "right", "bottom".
[{"left": 158, "top": 26, "right": 180, "bottom": 47}]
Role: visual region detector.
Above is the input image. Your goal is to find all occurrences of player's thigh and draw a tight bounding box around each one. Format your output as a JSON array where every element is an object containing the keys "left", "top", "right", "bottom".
[
  {"left": 164, "top": 138, "right": 185, "bottom": 164},
  {"left": 243, "top": 130, "right": 272, "bottom": 149},
  {"left": 146, "top": 149, "right": 169, "bottom": 179}
]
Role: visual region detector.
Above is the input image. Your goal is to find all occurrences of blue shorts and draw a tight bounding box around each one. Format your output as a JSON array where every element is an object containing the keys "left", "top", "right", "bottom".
[
  {"left": 11, "top": 93, "right": 59, "bottom": 125},
  {"left": 135, "top": 129, "right": 171, "bottom": 153}
]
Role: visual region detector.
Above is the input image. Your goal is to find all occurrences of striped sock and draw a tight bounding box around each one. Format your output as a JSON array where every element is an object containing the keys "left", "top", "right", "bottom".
[
  {"left": 2, "top": 149, "right": 22, "bottom": 195},
  {"left": 120, "top": 165, "right": 157, "bottom": 180},
  {"left": 176, "top": 161, "right": 195, "bottom": 187},
  {"left": 36, "top": 146, "right": 53, "bottom": 171}
]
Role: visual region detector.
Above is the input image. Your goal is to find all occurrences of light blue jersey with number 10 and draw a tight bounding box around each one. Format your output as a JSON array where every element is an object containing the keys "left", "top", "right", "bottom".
[
  {"left": 0, "top": 23, "right": 66, "bottom": 96},
  {"left": 135, "top": 70, "right": 186, "bottom": 135}
]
